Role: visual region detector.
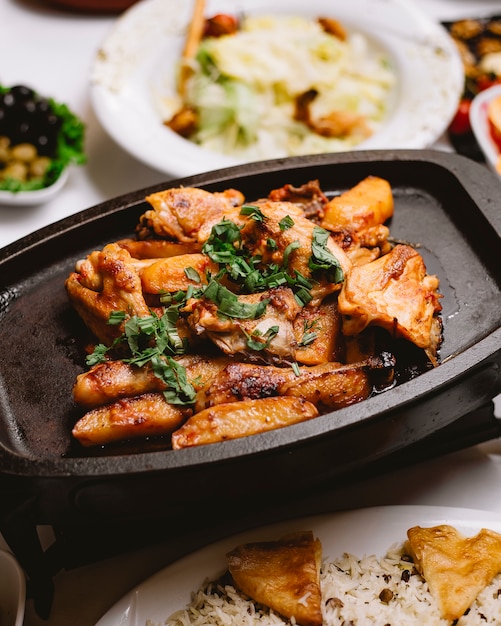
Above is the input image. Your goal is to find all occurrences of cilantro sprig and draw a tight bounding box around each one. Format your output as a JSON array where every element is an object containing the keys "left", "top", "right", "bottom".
[
  {"left": 86, "top": 308, "right": 196, "bottom": 406},
  {"left": 309, "top": 226, "right": 344, "bottom": 284}
]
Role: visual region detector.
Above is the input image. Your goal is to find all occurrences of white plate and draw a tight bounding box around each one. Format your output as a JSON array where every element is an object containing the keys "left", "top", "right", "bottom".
[
  {"left": 0, "top": 167, "right": 69, "bottom": 207},
  {"left": 95, "top": 505, "right": 501, "bottom": 626},
  {"left": 470, "top": 83, "right": 501, "bottom": 177},
  {"left": 0, "top": 550, "right": 25, "bottom": 626},
  {"left": 90, "top": 0, "right": 464, "bottom": 178}
]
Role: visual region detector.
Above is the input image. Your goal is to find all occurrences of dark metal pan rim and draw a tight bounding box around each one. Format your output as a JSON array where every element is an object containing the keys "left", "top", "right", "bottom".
[{"left": 2, "top": 148, "right": 501, "bottom": 260}]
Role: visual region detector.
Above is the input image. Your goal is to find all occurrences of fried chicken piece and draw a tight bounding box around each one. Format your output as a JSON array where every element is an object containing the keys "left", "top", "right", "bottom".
[
  {"left": 204, "top": 13, "right": 239, "bottom": 38},
  {"left": 240, "top": 200, "right": 351, "bottom": 303},
  {"left": 164, "top": 106, "right": 198, "bottom": 137},
  {"left": 171, "top": 396, "right": 318, "bottom": 449},
  {"left": 406, "top": 525, "right": 501, "bottom": 622},
  {"left": 226, "top": 531, "right": 323, "bottom": 626},
  {"left": 72, "top": 392, "right": 190, "bottom": 447},
  {"left": 338, "top": 244, "right": 442, "bottom": 363},
  {"left": 318, "top": 16, "right": 346, "bottom": 40},
  {"left": 185, "top": 286, "right": 303, "bottom": 364},
  {"left": 65, "top": 243, "right": 150, "bottom": 345},
  {"left": 267, "top": 179, "right": 328, "bottom": 221},
  {"left": 138, "top": 187, "right": 244, "bottom": 243}
]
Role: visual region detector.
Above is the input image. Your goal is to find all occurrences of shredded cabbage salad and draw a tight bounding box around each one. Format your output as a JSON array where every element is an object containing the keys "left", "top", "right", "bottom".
[{"left": 161, "top": 15, "right": 396, "bottom": 160}]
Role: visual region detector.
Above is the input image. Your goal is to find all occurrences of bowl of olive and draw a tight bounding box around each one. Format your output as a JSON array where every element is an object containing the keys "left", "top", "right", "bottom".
[{"left": 0, "top": 84, "right": 86, "bottom": 206}]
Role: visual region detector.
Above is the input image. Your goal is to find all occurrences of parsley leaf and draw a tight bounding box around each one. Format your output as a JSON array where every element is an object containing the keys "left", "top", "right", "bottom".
[
  {"left": 279, "top": 215, "right": 295, "bottom": 230},
  {"left": 240, "top": 204, "right": 266, "bottom": 222},
  {"left": 86, "top": 309, "right": 196, "bottom": 406},
  {"left": 204, "top": 279, "right": 269, "bottom": 319},
  {"left": 309, "top": 226, "right": 344, "bottom": 284},
  {"left": 244, "top": 325, "right": 279, "bottom": 351}
]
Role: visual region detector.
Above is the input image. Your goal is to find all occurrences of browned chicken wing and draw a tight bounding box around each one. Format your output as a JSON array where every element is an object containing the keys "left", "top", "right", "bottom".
[
  {"left": 338, "top": 244, "right": 442, "bottom": 363},
  {"left": 185, "top": 286, "right": 303, "bottom": 364},
  {"left": 65, "top": 243, "right": 150, "bottom": 345},
  {"left": 137, "top": 186, "right": 245, "bottom": 243}
]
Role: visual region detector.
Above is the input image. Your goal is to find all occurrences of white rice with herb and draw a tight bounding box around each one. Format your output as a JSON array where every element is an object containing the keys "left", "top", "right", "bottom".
[{"left": 153, "top": 543, "right": 501, "bottom": 626}]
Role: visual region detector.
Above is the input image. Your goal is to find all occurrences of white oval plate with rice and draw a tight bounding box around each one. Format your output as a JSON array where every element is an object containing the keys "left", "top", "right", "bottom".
[
  {"left": 90, "top": 0, "right": 463, "bottom": 179},
  {"left": 95, "top": 505, "right": 501, "bottom": 626}
]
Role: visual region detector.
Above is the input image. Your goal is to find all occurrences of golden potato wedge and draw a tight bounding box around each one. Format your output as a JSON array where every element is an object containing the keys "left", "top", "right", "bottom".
[
  {"left": 293, "top": 297, "right": 342, "bottom": 365},
  {"left": 281, "top": 357, "right": 394, "bottom": 412},
  {"left": 73, "top": 360, "right": 165, "bottom": 409},
  {"left": 116, "top": 238, "right": 202, "bottom": 259},
  {"left": 171, "top": 396, "right": 318, "bottom": 449},
  {"left": 72, "top": 392, "right": 189, "bottom": 447},
  {"left": 321, "top": 175, "right": 393, "bottom": 233},
  {"left": 140, "top": 253, "right": 218, "bottom": 294}
]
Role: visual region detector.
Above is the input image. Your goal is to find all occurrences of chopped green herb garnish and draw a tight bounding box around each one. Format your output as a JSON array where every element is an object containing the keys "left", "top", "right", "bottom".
[
  {"left": 244, "top": 325, "right": 280, "bottom": 351},
  {"left": 240, "top": 204, "right": 266, "bottom": 222},
  {"left": 309, "top": 226, "right": 344, "bottom": 284},
  {"left": 107, "top": 310, "right": 127, "bottom": 325},
  {"left": 298, "top": 319, "right": 319, "bottom": 347},
  {"left": 184, "top": 266, "right": 202, "bottom": 283},
  {"left": 86, "top": 309, "right": 195, "bottom": 405},
  {"left": 279, "top": 215, "right": 295, "bottom": 230},
  {"left": 204, "top": 279, "right": 269, "bottom": 319}
]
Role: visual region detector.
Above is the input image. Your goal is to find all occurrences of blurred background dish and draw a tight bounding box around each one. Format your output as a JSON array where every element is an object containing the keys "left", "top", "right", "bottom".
[
  {"left": 0, "top": 84, "right": 85, "bottom": 205},
  {"left": 469, "top": 83, "right": 501, "bottom": 175},
  {"left": 0, "top": 166, "right": 69, "bottom": 207},
  {"left": 42, "top": 0, "right": 139, "bottom": 13},
  {"left": 90, "top": 0, "right": 464, "bottom": 178},
  {"left": 0, "top": 549, "right": 25, "bottom": 626}
]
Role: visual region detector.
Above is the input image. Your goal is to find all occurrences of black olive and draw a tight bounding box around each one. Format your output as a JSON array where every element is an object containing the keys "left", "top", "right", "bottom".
[
  {"left": 46, "top": 112, "right": 61, "bottom": 130},
  {"left": 10, "top": 85, "right": 35, "bottom": 102},
  {"left": 34, "top": 134, "right": 57, "bottom": 157},
  {"left": 0, "top": 108, "right": 7, "bottom": 132},
  {"left": 21, "top": 99, "right": 37, "bottom": 116},
  {"left": 0, "top": 92, "right": 15, "bottom": 110},
  {"left": 35, "top": 98, "right": 52, "bottom": 118}
]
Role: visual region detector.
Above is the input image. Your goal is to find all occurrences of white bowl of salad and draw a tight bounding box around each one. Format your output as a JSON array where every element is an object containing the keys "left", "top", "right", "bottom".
[{"left": 91, "top": 0, "right": 464, "bottom": 178}]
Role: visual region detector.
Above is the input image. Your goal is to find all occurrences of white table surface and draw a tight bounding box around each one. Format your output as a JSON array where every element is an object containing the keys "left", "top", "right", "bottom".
[{"left": 2, "top": 0, "right": 501, "bottom": 624}]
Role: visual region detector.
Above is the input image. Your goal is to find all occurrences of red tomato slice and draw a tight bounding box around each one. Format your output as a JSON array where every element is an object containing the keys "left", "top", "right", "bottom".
[{"left": 448, "top": 99, "right": 472, "bottom": 135}]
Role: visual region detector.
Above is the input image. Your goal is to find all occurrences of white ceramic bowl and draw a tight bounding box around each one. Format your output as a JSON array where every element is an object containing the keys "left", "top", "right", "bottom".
[
  {"left": 469, "top": 83, "right": 501, "bottom": 176},
  {"left": 90, "top": 0, "right": 464, "bottom": 178},
  {"left": 0, "top": 550, "right": 25, "bottom": 626},
  {"left": 0, "top": 166, "right": 69, "bottom": 207}
]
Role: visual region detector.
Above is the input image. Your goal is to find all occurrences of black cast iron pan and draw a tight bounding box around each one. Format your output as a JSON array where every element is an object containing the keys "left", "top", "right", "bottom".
[{"left": 1, "top": 149, "right": 501, "bottom": 527}]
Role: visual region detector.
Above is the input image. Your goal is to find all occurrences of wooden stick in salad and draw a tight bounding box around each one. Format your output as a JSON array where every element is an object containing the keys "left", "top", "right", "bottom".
[{"left": 178, "top": 0, "right": 206, "bottom": 98}]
